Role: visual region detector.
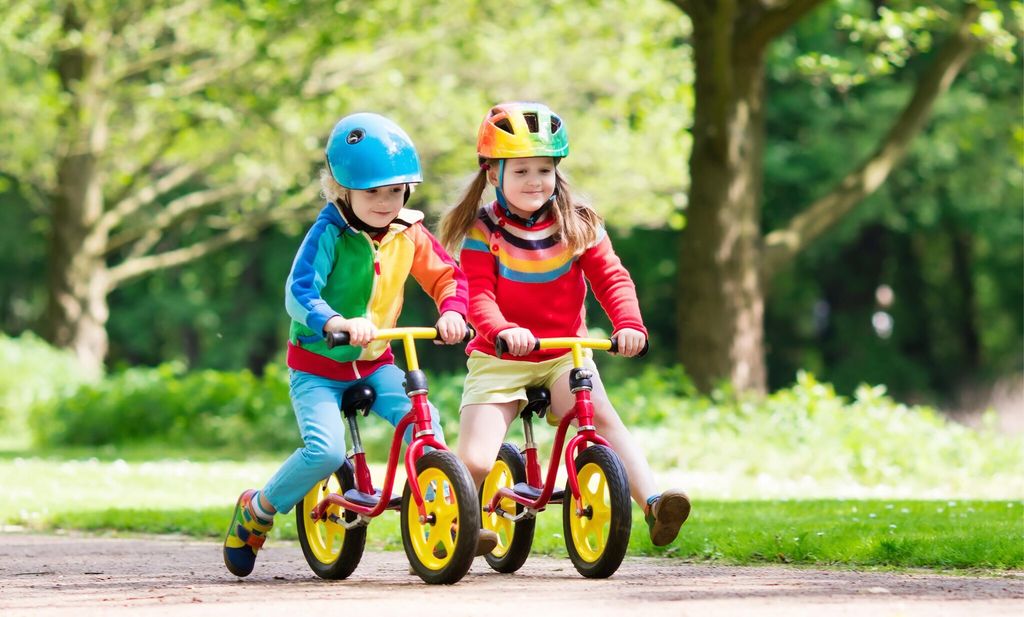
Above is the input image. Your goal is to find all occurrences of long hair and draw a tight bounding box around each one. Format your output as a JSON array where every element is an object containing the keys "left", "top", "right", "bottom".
[{"left": 438, "top": 161, "right": 603, "bottom": 256}]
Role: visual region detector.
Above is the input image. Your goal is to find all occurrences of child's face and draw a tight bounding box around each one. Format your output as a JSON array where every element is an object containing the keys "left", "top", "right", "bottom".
[
  {"left": 348, "top": 184, "right": 406, "bottom": 229},
  {"left": 489, "top": 157, "right": 556, "bottom": 218}
]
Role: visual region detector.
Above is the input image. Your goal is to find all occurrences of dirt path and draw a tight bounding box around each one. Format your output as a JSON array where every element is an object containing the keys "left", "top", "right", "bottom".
[{"left": 1, "top": 534, "right": 1020, "bottom": 616}]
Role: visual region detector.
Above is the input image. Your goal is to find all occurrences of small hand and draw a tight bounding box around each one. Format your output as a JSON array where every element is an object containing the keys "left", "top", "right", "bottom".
[
  {"left": 325, "top": 316, "right": 377, "bottom": 347},
  {"left": 613, "top": 328, "right": 646, "bottom": 357},
  {"left": 498, "top": 327, "right": 535, "bottom": 356},
  {"left": 435, "top": 311, "right": 468, "bottom": 345}
]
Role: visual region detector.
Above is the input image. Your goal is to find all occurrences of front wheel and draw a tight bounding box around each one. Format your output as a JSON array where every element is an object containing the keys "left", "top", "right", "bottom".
[
  {"left": 296, "top": 461, "right": 367, "bottom": 579},
  {"left": 481, "top": 443, "right": 535, "bottom": 573},
  {"left": 562, "top": 445, "right": 631, "bottom": 578},
  {"left": 401, "top": 450, "right": 480, "bottom": 584}
]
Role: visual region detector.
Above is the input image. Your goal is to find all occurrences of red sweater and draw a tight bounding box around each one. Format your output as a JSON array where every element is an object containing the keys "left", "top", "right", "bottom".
[{"left": 460, "top": 201, "right": 647, "bottom": 362}]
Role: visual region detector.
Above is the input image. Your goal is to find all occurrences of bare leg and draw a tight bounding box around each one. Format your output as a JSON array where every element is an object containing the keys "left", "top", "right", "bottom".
[
  {"left": 548, "top": 370, "right": 658, "bottom": 509},
  {"left": 457, "top": 402, "right": 521, "bottom": 489}
]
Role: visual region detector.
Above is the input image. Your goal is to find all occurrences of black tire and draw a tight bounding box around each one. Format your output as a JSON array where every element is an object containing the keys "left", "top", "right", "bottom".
[
  {"left": 401, "top": 450, "right": 480, "bottom": 584},
  {"left": 295, "top": 461, "right": 367, "bottom": 579},
  {"left": 562, "top": 445, "right": 631, "bottom": 578},
  {"left": 481, "top": 443, "right": 536, "bottom": 573}
]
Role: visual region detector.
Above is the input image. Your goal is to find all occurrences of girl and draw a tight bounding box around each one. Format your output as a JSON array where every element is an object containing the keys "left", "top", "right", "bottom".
[{"left": 439, "top": 102, "right": 690, "bottom": 547}]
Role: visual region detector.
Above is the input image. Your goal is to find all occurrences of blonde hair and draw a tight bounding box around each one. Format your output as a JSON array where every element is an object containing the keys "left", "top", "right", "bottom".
[
  {"left": 319, "top": 167, "right": 348, "bottom": 205},
  {"left": 439, "top": 161, "right": 602, "bottom": 256}
]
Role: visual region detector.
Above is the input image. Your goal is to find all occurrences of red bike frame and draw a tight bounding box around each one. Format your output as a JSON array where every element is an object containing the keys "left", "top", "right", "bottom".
[
  {"left": 309, "top": 328, "right": 450, "bottom": 524},
  {"left": 484, "top": 337, "right": 621, "bottom": 517}
]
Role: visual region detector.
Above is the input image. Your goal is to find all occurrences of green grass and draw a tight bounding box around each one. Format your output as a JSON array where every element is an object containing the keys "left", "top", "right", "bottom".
[
  {"left": 25, "top": 499, "right": 1024, "bottom": 570},
  {"left": 2, "top": 453, "right": 1020, "bottom": 569}
]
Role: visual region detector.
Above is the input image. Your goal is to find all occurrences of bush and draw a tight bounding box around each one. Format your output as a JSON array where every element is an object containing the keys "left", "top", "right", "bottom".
[
  {"left": 29, "top": 363, "right": 1024, "bottom": 497},
  {"left": 31, "top": 363, "right": 297, "bottom": 453},
  {"left": 628, "top": 370, "right": 1023, "bottom": 497},
  {"left": 0, "top": 332, "right": 94, "bottom": 446}
]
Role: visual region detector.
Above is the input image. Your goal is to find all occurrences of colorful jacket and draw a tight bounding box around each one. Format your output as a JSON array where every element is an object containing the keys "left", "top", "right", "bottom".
[
  {"left": 460, "top": 201, "right": 646, "bottom": 362},
  {"left": 286, "top": 202, "right": 468, "bottom": 380}
]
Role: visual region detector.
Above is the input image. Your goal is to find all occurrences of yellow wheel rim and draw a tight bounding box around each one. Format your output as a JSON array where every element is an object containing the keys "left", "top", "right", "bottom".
[
  {"left": 481, "top": 460, "right": 516, "bottom": 558},
  {"left": 302, "top": 475, "right": 348, "bottom": 564},
  {"left": 568, "top": 462, "right": 611, "bottom": 563},
  {"left": 406, "top": 467, "right": 460, "bottom": 571}
]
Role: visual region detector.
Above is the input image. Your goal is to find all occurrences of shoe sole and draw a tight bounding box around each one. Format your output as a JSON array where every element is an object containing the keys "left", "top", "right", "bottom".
[
  {"left": 650, "top": 491, "right": 691, "bottom": 547},
  {"left": 475, "top": 530, "right": 499, "bottom": 557}
]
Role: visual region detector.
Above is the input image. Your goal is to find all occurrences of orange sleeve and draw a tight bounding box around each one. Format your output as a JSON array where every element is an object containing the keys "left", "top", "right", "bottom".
[{"left": 408, "top": 223, "right": 469, "bottom": 316}]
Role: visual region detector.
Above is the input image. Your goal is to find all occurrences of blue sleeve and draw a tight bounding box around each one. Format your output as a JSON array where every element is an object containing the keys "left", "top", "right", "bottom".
[{"left": 285, "top": 218, "right": 341, "bottom": 334}]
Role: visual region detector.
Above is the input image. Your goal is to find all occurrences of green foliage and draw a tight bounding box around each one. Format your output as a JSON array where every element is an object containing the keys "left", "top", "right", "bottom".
[
  {"left": 28, "top": 364, "right": 1024, "bottom": 500},
  {"left": 0, "top": 0, "right": 1020, "bottom": 410},
  {"left": 763, "top": 0, "right": 1024, "bottom": 399},
  {"left": 31, "top": 363, "right": 297, "bottom": 452},
  {"left": 630, "top": 371, "right": 1022, "bottom": 498},
  {"left": 0, "top": 332, "right": 94, "bottom": 447}
]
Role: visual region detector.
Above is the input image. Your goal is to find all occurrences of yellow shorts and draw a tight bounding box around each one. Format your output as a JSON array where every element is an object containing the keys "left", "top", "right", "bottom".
[{"left": 460, "top": 350, "right": 598, "bottom": 413}]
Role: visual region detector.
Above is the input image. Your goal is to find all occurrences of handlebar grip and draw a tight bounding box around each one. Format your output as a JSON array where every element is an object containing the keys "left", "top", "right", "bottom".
[
  {"left": 610, "top": 337, "right": 650, "bottom": 358},
  {"left": 435, "top": 325, "right": 476, "bottom": 343},
  {"left": 325, "top": 331, "right": 350, "bottom": 349},
  {"left": 495, "top": 336, "right": 540, "bottom": 358}
]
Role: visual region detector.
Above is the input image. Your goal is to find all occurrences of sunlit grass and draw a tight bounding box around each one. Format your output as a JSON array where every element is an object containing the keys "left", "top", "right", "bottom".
[
  {"left": 2, "top": 455, "right": 1021, "bottom": 569},
  {"left": 25, "top": 499, "right": 1024, "bottom": 570}
]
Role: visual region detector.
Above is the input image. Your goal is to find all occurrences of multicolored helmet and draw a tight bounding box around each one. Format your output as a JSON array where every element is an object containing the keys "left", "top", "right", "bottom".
[
  {"left": 325, "top": 113, "right": 422, "bottom": 190},
  {"left": 477, "top": 102, "right": 569, "bottom": 161}
]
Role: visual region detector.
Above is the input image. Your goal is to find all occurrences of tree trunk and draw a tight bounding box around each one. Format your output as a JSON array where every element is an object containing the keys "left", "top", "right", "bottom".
[
  {"left": 677, "top": 10, "right": 768, "bottom": 393},
  {"left": 45, "top": 6, "right": 110, "bottom": 376}
]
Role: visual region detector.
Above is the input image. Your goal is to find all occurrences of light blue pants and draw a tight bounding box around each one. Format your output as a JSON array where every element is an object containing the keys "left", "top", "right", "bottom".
[{"left": 262, "top": 365, "right": 445, "bottom": 513}]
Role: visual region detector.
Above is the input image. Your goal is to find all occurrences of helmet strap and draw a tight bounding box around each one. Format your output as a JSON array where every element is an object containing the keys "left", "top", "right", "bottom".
[{"left": 340, "top": 201, "right": 390, "bottom": 236}]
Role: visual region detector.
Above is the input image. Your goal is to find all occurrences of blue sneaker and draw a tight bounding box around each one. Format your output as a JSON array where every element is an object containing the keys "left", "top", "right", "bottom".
[{"left": 223, "top": 489, "right": 273, "bottom": 577}]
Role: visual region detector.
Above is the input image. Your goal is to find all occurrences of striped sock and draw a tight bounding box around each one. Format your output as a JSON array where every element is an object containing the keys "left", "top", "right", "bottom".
[
  {"left": 645, "top": 494, "right": 659, "bottom": 516},
  {"left": 250, "top": 491, "right": 275, "bottom": 525}
]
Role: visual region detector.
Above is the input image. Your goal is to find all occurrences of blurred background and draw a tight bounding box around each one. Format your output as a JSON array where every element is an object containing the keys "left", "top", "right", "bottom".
[{"left": 0, "top": 1, "right": 1021, "bottom": 470}]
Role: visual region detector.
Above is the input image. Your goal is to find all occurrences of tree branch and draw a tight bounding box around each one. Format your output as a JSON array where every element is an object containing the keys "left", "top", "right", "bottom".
[
  {"left": 110, "top": 41, "right": 205, "bottom": 84},
  {"left": 738, "top": 0, "right": 828, "bottom": 55},
  {"left": 106, "top": 215, "right": 271, "bottom": 288},
  {"left": 762, "top": 4, "right": 982, "bottom": 280},
  {"left": 108, "top": 184, "right": 247, "bottom": 257},
  {"left": 165, "top": 51, "right": 257, "bottom": 97},
  {"left": 97, "top": 162, "right": 205, "bottom": 237},
  {"left": 105, "top": 186, "right": 316, "bottom": 288},
  {"left": 106, "top": 130, "right": 182, "bottom": 208}
]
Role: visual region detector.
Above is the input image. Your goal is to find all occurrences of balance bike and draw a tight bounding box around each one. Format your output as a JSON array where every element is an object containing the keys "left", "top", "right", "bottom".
[
  {"left": 481, "top": 336, "right": 646, "bottom": 578},
  {"left": 296, "top": 327, "right": 479, "bottom": 585}
]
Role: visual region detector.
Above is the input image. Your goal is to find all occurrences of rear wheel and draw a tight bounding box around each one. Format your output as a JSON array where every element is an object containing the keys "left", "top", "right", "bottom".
[
  {"left": 401, "top": 450, "right": 480, "bottom": 584},
  {"left": 481, "top": 443, "right": 535, "bottom": 573},
  {"left": 562, "top": 445, "right": 631, "bottom": 578},
  {"left": 296, "top": 461, "right": 367, "bottom": 579}
]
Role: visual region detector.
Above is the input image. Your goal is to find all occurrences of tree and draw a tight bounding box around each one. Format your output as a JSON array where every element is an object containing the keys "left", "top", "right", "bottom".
[
  {"left": 0, "top": 0, "right": 456, "bottom": 374},
  {"left": 667, "top": 0, "right": 1013, "bottom": 392},
  {"left": 2, "top": 0, "right": 698, "bottom": 373}
]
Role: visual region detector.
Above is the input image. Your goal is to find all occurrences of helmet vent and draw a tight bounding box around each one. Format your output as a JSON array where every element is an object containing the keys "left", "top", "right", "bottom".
[
  {"left": 523, "top": 112, "right": 539, "bottom": 133},
  {"left": 550, "top": 116, "right": 562, "bottom": 134},
  {"left": 494, "top": 118, "right": 514, "bottom": 134},
  {"left": 346, "top": 129, "right": 365, "bottom": 144}
]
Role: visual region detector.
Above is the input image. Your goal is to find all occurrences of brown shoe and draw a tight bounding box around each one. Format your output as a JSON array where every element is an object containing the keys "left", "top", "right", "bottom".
[
  {"left": 646, "top": 489, "right": 691, "bottom": 547},
  {"left": 475, "top": 529, "right": 499, "bottom": 556}
]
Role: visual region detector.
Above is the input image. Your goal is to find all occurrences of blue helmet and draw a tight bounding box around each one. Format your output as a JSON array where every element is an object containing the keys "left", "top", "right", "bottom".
[{"left": 325, "top": 113, "right": 422, "bottom": 190}]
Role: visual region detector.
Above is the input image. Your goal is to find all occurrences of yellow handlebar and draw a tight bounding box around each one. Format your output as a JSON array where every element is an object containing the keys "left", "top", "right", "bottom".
[
  {"left": 495, "top": 336, "right": 648, "bottom": 367},
  {"left": 325, "top": 327, "right": 474, "bottom": 372}
]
